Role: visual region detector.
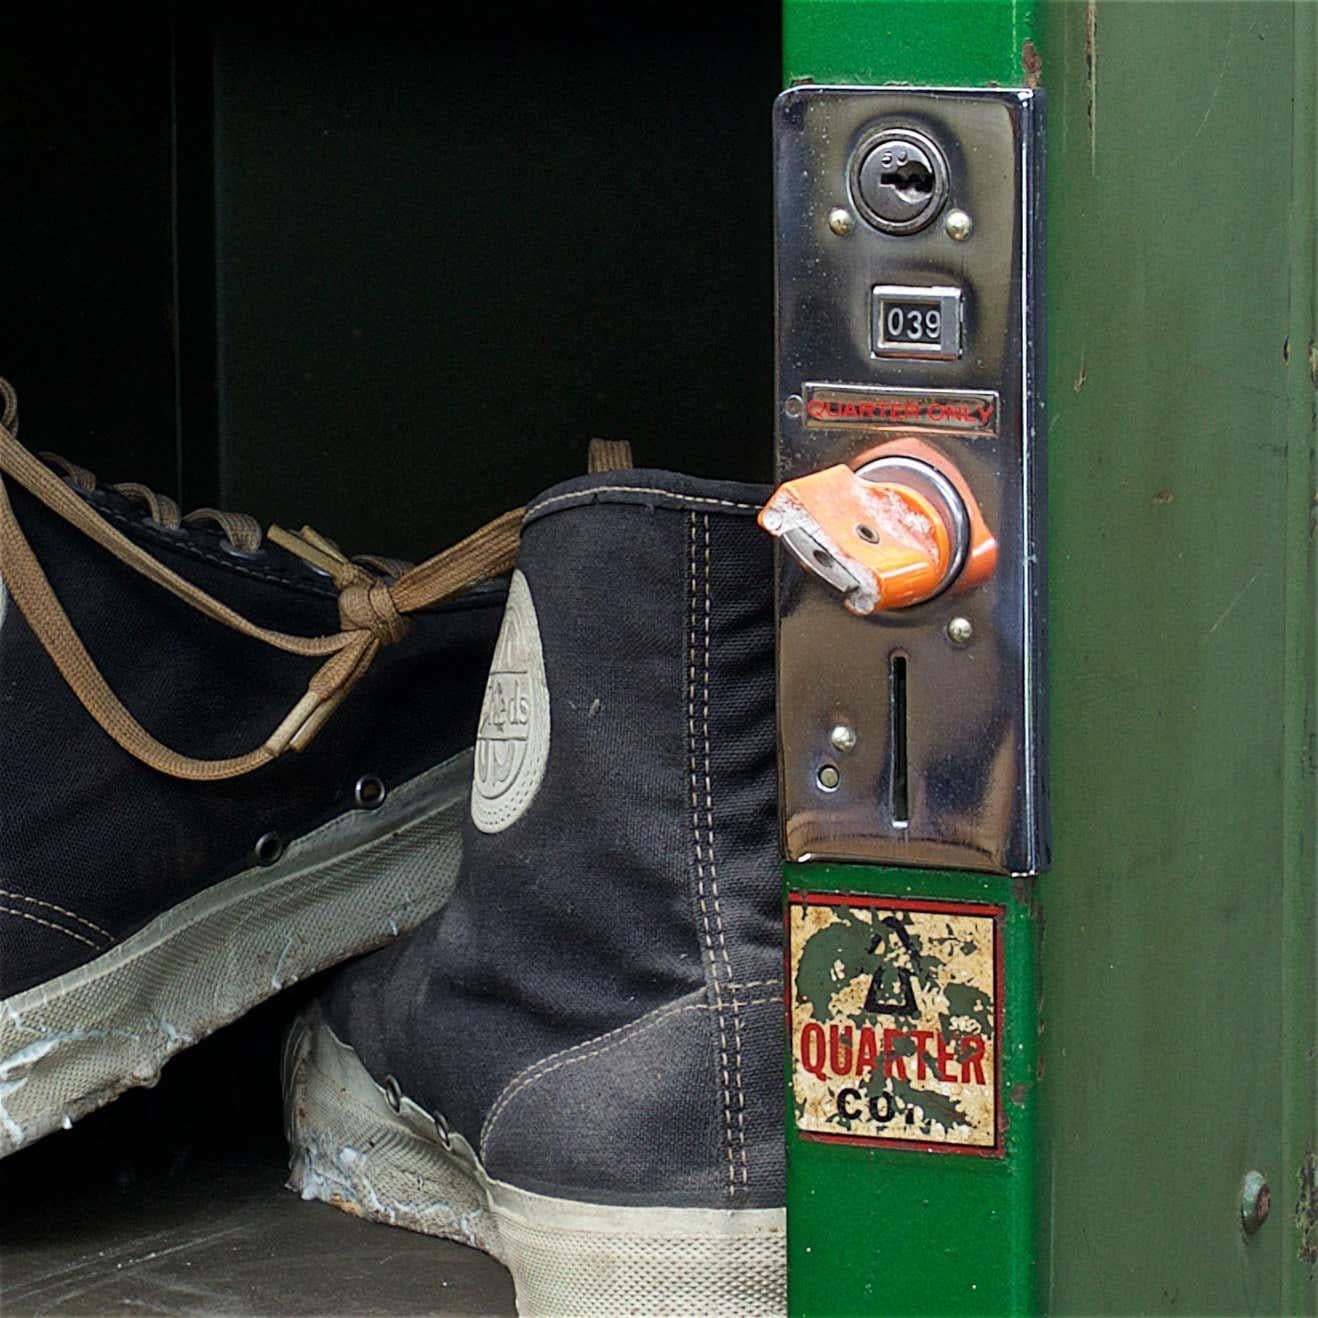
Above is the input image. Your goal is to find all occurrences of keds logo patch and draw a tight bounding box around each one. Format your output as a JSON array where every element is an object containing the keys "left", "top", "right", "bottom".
[{"left": 472, "top": 570, "right": 550, "bottom": 833}]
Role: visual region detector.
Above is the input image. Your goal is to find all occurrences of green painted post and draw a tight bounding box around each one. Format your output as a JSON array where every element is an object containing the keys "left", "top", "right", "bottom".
[
  {"left": 783, "top": 2, "right": 1316, "bottom": 1315},
  {"left": 782, "top": 6, "right": 1042, "bottom": 1315}
]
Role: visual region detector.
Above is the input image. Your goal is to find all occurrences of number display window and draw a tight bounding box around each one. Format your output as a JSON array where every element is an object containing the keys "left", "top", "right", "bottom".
[{"left": 871, "top": 284, "right": 963, "bottom": 360}]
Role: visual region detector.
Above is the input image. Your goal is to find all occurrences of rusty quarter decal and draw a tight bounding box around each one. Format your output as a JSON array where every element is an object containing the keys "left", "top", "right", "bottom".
[{"left": 788, "top": 893, "right": 1003, "bottom": 1155}]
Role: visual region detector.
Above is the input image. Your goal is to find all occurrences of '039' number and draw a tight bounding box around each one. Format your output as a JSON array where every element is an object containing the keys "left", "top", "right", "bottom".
[{"left": 885, "top": 303, "right": 941, "bottom": 343}]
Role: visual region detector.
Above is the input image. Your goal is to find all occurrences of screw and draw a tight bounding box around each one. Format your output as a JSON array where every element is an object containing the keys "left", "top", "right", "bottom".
[
  {"left": 830, "top": 724, "right": 857, "bottom": 753},
  {"left": 945, "top": 208, "right": 974, "bottom": 241},
  {"left": 1240, "top": 1171, "right": 1271, "bottom": 1234},
  {"left": 784, "top": 394, "right": 805, "bottom": 418},
  {"left": 827, "top": 207, "right": 855, "bottom": 236},
  {"left": 946, "top": 616, "right": 974, "bottom": 646},
  {"left": 817, "top": 764, "right": 841, "bottom": 791}
]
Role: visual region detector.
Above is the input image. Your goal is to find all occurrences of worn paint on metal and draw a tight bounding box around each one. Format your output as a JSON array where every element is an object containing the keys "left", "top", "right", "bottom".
[
  {"left": 1299, "top": 1149, "right": 1317, "bottom": 1274},
  {"left": 788, "top": 894, "right": 1002, "bottom": 1152}
]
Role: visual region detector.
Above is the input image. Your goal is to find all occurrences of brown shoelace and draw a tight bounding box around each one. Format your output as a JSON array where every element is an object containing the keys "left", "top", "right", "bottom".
[{"left": 0, "top": 378, "right": 523, "bottom": 781}]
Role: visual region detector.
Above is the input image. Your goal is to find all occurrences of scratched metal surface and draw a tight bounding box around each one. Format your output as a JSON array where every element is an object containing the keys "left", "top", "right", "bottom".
[{"left": 0, "top": 993, "right": 516, "bottom": 1316}]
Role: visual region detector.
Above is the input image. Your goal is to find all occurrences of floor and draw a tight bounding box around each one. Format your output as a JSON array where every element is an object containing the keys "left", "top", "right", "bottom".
[{"left": 0, "top": 987, "right": 516, "bottom": 1316}]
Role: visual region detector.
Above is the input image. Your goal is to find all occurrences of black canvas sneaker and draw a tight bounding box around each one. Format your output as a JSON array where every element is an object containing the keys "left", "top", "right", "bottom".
[
  {"left": 283, "top": 466, "right": 784, "bottom": 1315},
  {"left": 0, "top": 381, "right": 513, "bottom": 1156}
]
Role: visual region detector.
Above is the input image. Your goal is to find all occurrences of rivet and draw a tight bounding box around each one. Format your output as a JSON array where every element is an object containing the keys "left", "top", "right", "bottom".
[
  {"left": 946, "top": 616, "right": 974, "bottom": 646},
  {"left": 830, "top": 725, "right": 857, "bottom": 753},
  {"left": 383, "top": 1074, "right": 403, "bottom": 1114},
  {"left": 827, "top": 207, "right": 855, "bottom": 236},
  {"left": 254, "top": 832, "right": 284, "bottom": 867},
  {"left": 1240, "top": 1170, "right": 1271, "bottom": 1234},
  {"left": 432, "top": 1109, "right": 451, "bottom": 1149},
  {"left": 354, "top": 774, "right": 387, "bottom": 810},
  {"left": 817, "top": 764, "right": 841, "bottom": 791},
  {"left": 783, "top": 394, "right": 805, "bottom": 419},
  {"left": 945, "top": 208, "right": 974, "bottom": 242}
]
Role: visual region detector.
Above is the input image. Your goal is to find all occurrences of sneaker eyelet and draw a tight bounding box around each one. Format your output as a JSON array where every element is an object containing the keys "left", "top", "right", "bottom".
[
  {"left": 383, "top": 1074, "right": 403, "bottom": 1113},
  {"left": 147, "top": 520, "right": 189, "bottom": 539},
  {"left": 431, "top": 1109, "right": 451, "bottom": 1149},
  {"left": 254, "top": 832, "right": 284, "bottom": 866},
  {"left": 219, "top": 539, "right": 267, "bottom": 561},
  {"left": 354, "top": 775, "right": 387, "bottom": 810}
]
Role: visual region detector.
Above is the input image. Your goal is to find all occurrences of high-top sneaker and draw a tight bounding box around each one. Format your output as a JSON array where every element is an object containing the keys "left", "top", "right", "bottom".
[
  {"left": 283, "top": 466, "right": 783, "bottom": 1316},
  {"left": 0, "top": 381, "right": 513, "bottom": 1156}
]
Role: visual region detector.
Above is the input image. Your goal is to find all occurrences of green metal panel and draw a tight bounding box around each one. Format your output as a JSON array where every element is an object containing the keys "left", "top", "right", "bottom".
[
  {"left": 784, "top": 1, "right": 1315, "bottom": 1314},
  {"left": 1036, "top": 2, "right": 1316, "bottom": 1312},
  {"left": 782, "top": 9, "right": 1043, "bottom": 1316},
  {"left": 788, "top": 868, "right": 1039, "bottom": 1316},
  {"left": 784, "top": 0, "right": 1038, "bottom": 88}
]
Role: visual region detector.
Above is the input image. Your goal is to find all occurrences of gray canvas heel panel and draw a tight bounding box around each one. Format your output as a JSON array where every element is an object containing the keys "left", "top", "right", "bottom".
[
  {"left": 479, "top": 990, "right": 725, "bottom": 1208},
  {"left": 479, "top": 990, "right": 786, "bottom": 1211}
]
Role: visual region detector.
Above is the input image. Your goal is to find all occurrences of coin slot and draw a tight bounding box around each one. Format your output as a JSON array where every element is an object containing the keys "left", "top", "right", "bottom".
[{"left": 890, "top": 653, "right": 909, "bottom": 827}]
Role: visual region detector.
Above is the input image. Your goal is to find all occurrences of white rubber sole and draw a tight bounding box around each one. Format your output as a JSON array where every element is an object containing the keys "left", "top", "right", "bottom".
[
  {"left": 284, "top": 1004, "right": 786, "bottom": 1316},
  {"left": 0, "top": 749, "right": 472, "bottom": 1157}
]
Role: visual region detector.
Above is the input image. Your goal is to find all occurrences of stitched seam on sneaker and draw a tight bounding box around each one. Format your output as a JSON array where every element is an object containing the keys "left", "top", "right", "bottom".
[
  {"left": 0, "top": 905, "right": 101, "bottom": 951},
  {"left": 478, "top": 995, "right": 781, "bottom": 1158},
  {"left": 528, "top": 486, "right": 762, "bottom": 520},
  {"left": 0, "top": 890, "right": 112, "bottom": 942},
  {"left": 687, "top": 512, "right": 737, "bottom": 1198},
  {"left": 94, "top": 500, "right": 340, "bottom": 599},
  {"left": 702, "top": 512, "right": 749, "bottom": 1192}
]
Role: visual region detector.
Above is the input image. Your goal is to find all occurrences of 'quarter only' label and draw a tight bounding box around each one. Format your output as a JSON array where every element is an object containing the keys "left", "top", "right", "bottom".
[
  {"left": 799, "top": 383, "right": 1000, "bottom": 436},
  {"left": 788, "top": 894, "right": 1003, "bottom": 1155}
]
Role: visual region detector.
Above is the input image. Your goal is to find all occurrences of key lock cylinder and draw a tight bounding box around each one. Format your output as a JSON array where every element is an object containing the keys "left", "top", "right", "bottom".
[{"left": 768, "top": 87, "right": 1048, "bottom": 877}]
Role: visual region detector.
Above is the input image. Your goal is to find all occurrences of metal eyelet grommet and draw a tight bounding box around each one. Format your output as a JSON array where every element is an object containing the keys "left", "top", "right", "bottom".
[
  {"left": 432, "top": 1109, "right": 451, "bottom": 1149},
  {"left": 354, "top": 775, "right": 387, "bottom": 810},
  {"left": 254, "top": 832, "right": 284, "bottom": 866},
  {"left": 219, "top": 539, "right": 266, "bottom": 561},
  {"left": 383, "top": 1074, "right": 403, "bottom": 1113},
  {"left": 148, "top": 520, "right": 190, "bottom": 539}
]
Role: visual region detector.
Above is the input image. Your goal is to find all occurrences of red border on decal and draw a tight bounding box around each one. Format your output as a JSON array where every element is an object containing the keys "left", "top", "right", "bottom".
[{"left": 784, "top": 890, "right": 1006, "bottom": 1159}]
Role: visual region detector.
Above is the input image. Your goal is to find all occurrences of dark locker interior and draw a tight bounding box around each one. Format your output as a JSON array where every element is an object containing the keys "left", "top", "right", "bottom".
[{"left": 0, "top": 5, "right": 780, "bottom": 1310}]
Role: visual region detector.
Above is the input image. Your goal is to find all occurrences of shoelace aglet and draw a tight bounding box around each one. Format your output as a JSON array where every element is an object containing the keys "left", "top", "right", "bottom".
[
  {"left": 288, "top": 687, "right": 352, "bottom": 752},
  {"left": 267, "top": 524, "right": 348, "bottom": 575},
  {"left": 297, "top": 525, "right": 350, "bottom": 562}
]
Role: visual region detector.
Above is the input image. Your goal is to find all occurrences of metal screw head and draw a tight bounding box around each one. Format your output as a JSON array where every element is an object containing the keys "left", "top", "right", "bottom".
[
  {"left": 1240, "top": 1170, "right": 1271, "bottom": 1234},
  {"left": 945, "top": 208, "right": 974, "bottom": 241},
  {"left": 828, "top": 207, "right": 855, "bottom": 236},
  {"left": 946, "top": 616, "right": 974, "bottom": 646},
  {"left": 830, "top": 724, "right": 857, "bottom": 753},
  {"left": 817, "top": 764, "right": 841, "bottom": 791},
  {"left": 783, "top": 393, "right": 805, "bottom": 419}
]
